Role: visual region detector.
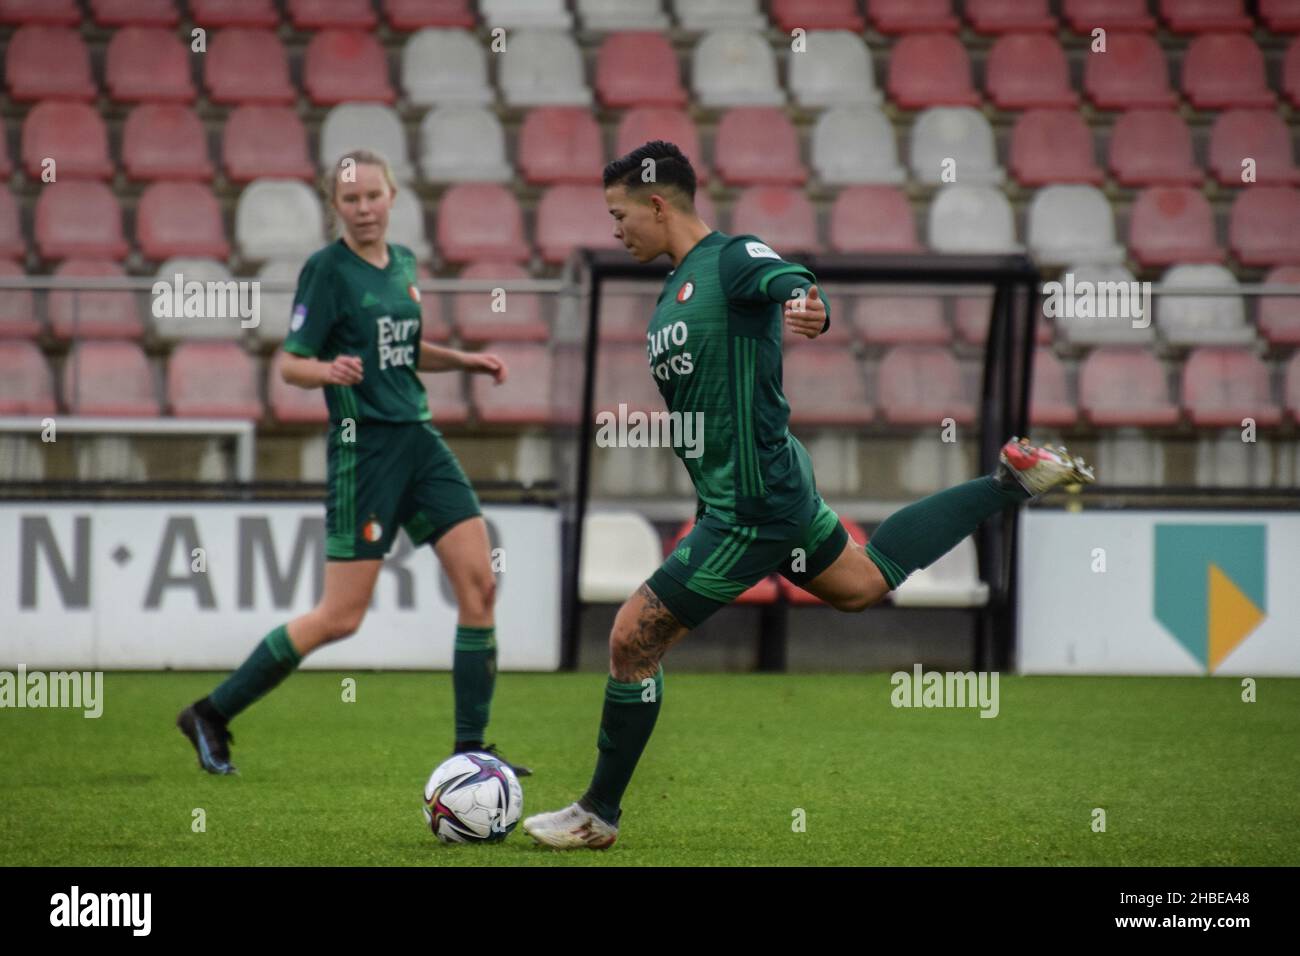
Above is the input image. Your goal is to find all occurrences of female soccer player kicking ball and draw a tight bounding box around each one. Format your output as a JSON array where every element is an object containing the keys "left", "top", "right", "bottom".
[
  {"left": 177, "top": 149, "right": 530, "bottom": 777},
  {"left": 523, "top": 141, "right": 1094, "bottom": 849}
]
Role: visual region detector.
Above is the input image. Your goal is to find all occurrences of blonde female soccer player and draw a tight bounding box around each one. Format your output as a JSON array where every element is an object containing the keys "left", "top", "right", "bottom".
[{"left": 178, "top": 149, "right": 529, "bottom": 777}]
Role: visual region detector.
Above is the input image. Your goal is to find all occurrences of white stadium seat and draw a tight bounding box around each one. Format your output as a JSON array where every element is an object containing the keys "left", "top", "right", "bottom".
[
  {"left": 419, "top": 106, "right": 513, "bottom": 183},
  {"left": 401, "top": 30, "right": 493, "bottom": 107},
  {"left": 579, "top": 511, "right": 665, "bottom": 603}
]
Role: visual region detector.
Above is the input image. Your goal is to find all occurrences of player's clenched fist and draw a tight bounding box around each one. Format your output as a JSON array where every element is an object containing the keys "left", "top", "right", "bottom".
[
  {"left": 783, "top": 284, "right": 826, "bottom": 339},
  {"left": 322, "top": 354, "right": 364, "bottom": 385}
]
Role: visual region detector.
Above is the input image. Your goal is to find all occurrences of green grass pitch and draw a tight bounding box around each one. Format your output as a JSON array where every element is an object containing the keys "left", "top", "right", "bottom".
[{"left": 2, "top": 672, "right": 1296, "bottom": 866}]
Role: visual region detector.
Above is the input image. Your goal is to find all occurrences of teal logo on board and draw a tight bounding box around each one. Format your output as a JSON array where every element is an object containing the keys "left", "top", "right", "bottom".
[{"left": 1153, "top": 524, "right": 1266, "bottom": 673}]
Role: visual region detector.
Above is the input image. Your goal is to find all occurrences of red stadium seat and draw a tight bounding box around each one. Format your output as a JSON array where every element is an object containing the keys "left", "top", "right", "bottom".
[
  {"left": 965, "top": 0, "right": 1056, "bottom": 33},
  {"left": 869, "top": 0, "right": 959, "bottom": 34},
  {"left": 878, "top": 346, "right": 974, "bottom": 425},
  {"left": 47, "top": 259, "right": 143, "bottom": 340},
  {"left": 136, "top": 182, "right": 230, "bottom": 261},
  {"left": 954, "top": 294, "right": 1053, "bottom": 345},
  {"left": 190, "top": 0, "right": 278, "bottom": 27},
  {"left": 536, "top": 185, "right": 622, "bottom": 265},
  {"left": 771, "top": 0, "right": 864, "bottom": 32},
  {"left": 1262, "top": 0, "right": 1300, "bottom": 32},
  {"left": 1063, "top": 0, "right": 1157, "bottom": 33},
  {"left": 519, "top": 108, "right": 604, "bottom": 185},
  {"left": 852, "top": 292, "right": 949, "bottom": 346},
  {"left": 1159, "top": 0, "right": 1253, "bottom": 33},
  {"left": 595, "top": 33, "right": 687, "bottom": 109},
  {"left": 268, "top": 350, "right": 328, "bottom": 424},
  {"left": 288, "top": 0, "right": 376, "bottom": 28},
  {"left": 1182, "top": 35, "right": 1274, "bottom": 109},
  {"left": 1084, "top": 32, "right": 1176, "bottom": 109},
  {"left": 91, "top": 0, "right": 179, "bottom": 27},
  {"left": 1108, "top": 109, "right": 1201, "bottom": 186},
  {"left": 616, "top": 109, "right": 709, "bottom": 184},
  {"left": 168, "top": 342, "right": 263, "bottom": 419},
  {"left": 471, "top": 343, "right": 553, "bottom": 425},
  {"left": 714, "top": 108, "right": 807, "bottom": 186},
  {"left": 1079, "top": 348, "right": 1179, "bottom": 426},
  {"left": 63, "top": 341, "right": 161, "bottom": 417},
  {"left": 730, "top": 187, "right": 822, "bottom": 255},
  {"left": 22, "top": 101, "right": 114, "bottom": 180},
  {"left": 223, "top": 106, "right": 314, "bottom": 183},
  {"left": 1229, "top": 187, "right": 1300, "bottom": 267},
  {"left": 784, "top": 350, "right": 873, "bottom": 426},
  {"left": 1209, "top": 111, "right": 1300, "bottom": 187},
  {"left": 123, "top": 104, "right": 214, "bottom": 180},
  {"left": 1029, "top": 347, "right": 1076, "bottom": 427},
  {"left": 595, "top": 344, "right": 661, "bottom": 417},
  {"left": 1128, "top": 187, "right": 1224, "bottom": 268},
  {"left": 1010, "top": 110, "right": 1103, "bottom": 186},
  {"left": 887, "top": 34, "right": 980, "bottom": 108},
  {"left": 384, "top": 0, "right": 475, "bottom": 29},
  {"left": 0, "top": 261, "right": 40, "bottom": 339},
  {"left": 453, "top": 261, "right": 548, "bottom": 343},
  {"left": 1258, "top": 266, "right": 1300, "bottom": 345},
  {"left": 4, "top": 26, "right": 96, "bottom": 101},
  {"left": 1182, "top": 348, "right": 1281, "bottom": 427},
  {"left": 986, "top": 34, "right": 1077, "bottom": 109},
  {"left": 1287, "top": 352, "right": 1300, "bottom": 422},
  {"left": 36, "top": 182, "right": 129, "bottom": 261},
  {"left": 411, "top": 264, "right": 451, "bottom": 343},
  {"left": 0, "top": 341, "right": 56, "bottom": 415},
  {"left": 668, "top": 519, "right": 782, "bottom": 606},
  {"left": 205, "top": 29, "right": 295, "bottom": 104},
  {"left": 1288, "top": 38, "right": 1300, "bottom": 108},
  {"left": 0, "top": 189, "right": 26, "bottom": 259},
  {"left": 418, "top": 368, "right": 468, "bottom": 425},
  {"left": 106, "top": 27, "right": 196, "bottom": 103},
  {"left": 304, "top": 31, "right": 394, "bottom": 105},
  {"left": 0, "top": 0, "right": 79, "bottom": 26},
  {"left": 436, "top": 184, "right": 530, "bottom": 264},
  {"left": 830, "top": 186, "right": 921, "bottom": 253}
]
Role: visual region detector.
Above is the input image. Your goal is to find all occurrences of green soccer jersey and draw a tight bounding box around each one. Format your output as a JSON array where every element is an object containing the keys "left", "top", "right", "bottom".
[
  {"left": 283, "top": 240, "right": 431, "bottom": 425},
  {"left": 644, "top": 230, "right": 827, "bottom": 524}
]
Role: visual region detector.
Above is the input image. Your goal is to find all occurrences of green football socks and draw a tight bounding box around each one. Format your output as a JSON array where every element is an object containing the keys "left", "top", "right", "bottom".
[
  {"left": 207, "top": 624, "right": 302, "bottom": 721},
  {"left": 453, "top": 625, "right": 497, "bottom": 745},
  {"left": 866, "top": 475, "right": 1029, "bottom": 590},
  {"left": 581, "top": 667, "right": 664, "bottom": 825}
]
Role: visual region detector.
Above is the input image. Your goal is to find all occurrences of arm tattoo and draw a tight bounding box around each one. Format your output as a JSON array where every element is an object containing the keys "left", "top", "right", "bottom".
[{"left": 611, "top": 584, "right": 686, "bottom": 682}]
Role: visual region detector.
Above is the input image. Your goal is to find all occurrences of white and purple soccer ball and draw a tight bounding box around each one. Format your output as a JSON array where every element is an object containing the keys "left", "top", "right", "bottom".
[{"left": 422, "top": 752, "right": 523, "bottom": 844}]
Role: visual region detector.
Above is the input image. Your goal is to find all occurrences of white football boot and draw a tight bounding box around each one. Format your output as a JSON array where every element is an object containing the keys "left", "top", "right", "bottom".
[
  {"left": 997, "top": 436, "right": 1096, "bottom": 498},
  {"left": 522, "top": 802, "right": 619, "bottom": 850}
]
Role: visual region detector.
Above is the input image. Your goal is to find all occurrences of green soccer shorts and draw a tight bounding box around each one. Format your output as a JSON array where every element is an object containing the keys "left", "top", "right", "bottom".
[
  {"left": 325, "top": 421, "right": 482, "bottom": 561},
  {"left": 646, "top": 493, "right": 850, "bottom": 628}
]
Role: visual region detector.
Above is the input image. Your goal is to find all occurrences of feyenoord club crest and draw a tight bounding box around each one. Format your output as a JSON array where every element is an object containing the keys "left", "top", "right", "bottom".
[
  {"left": 408, "top": 284, "right": 421, "bottom": 303},
  {"left": 677, "top": 279, "right": 694, "bottom": 302},
  {"left": 363, "top": 517, "right": 383, "bottom": 543}
]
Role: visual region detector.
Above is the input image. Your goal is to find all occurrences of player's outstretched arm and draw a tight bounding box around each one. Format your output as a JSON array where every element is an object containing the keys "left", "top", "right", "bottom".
[
  {"left": 418, "top": 341, "right": 507, "bottom": 384},
  {"left": 280, "top": 352, "right": 363, "bottom": 388}
]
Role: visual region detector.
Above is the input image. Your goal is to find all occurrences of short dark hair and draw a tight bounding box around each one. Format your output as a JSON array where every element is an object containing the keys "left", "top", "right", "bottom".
[{"left": 602, "top": 140, "right": 697, "bottom": 208}]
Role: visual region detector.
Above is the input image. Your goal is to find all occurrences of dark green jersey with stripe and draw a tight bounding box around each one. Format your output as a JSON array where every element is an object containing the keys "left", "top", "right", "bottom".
[
  {"left": 282, "top": 240, "right": 430, "bottom": 425},
  {"left": 645, "top": 230, "right": 819, "bottom": 523}
]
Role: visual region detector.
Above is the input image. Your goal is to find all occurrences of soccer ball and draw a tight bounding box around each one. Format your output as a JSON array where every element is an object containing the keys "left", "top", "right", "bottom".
[{"left": 422, "top": 752, "right": 523, "bottom": 844}]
